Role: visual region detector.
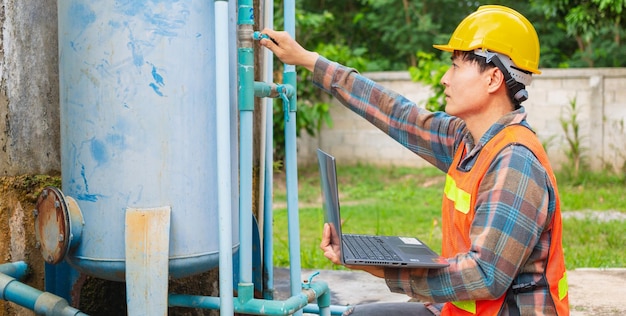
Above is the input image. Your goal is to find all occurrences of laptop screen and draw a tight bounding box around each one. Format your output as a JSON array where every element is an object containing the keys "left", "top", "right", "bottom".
[{"left": 317, "top": 148, "right": 344, "bottom": 243}]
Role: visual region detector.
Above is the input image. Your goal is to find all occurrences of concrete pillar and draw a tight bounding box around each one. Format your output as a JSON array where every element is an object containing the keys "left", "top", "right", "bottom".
[
  {"left": 0, "top": 1, "right": 60, "bottom": 315},
  {"left": 589, "top": 75, "right": 604, "bottom": 170},
  {"left": 0, "top": 0, "right": 60, "bottom": 176}
]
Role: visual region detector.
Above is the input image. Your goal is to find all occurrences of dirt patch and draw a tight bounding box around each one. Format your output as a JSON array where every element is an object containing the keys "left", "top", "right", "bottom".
[
  {"left": 0, "top": 175, "right": 60, "bottom": 316},
  {"left": 568, "top": 268, "right": 626, "bottom": 316}
]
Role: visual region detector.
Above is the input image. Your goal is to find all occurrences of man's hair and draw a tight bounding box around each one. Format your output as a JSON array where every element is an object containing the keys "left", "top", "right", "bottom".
[
  {"left": 453, "top": 50, "right": 521, "bottom": 109},
  {"left": 453, "top": 50, "right": 495, "bottom": 73}
]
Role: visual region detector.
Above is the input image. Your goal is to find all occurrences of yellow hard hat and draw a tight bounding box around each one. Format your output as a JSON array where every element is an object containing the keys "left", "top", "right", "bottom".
[{"left": 433, "top": 5, "right": 541, "bottom": 74}]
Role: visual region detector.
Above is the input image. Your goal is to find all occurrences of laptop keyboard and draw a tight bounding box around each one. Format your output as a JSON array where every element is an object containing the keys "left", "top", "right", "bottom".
[{"left": 343, "top": 235, "right": 402, "bottom": 261}]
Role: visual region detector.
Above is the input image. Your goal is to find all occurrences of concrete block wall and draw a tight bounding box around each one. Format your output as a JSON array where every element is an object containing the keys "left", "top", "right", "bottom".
[{"left": 298, "top": 68, "right": 626, "bottom": 172}]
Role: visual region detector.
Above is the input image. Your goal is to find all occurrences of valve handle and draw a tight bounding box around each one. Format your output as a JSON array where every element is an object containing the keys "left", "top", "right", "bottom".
[{"left": 302, "top": 271, "right": 320, "bottom": 289}]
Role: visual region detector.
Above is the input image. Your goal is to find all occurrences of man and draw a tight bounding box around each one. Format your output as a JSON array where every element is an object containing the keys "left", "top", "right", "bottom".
[{"left": 261, "top": 5, "right": 569, "bottom": 316}]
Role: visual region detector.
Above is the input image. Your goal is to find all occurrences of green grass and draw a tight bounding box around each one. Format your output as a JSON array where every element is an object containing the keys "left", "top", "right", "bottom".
[{"left": 272, "top": 164, "right": 626, "bottom": 270}]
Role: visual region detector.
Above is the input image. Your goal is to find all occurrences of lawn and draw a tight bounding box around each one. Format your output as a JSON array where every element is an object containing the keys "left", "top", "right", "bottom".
[{"left": 272, "top": 164, "right": 626, "bottom": 270}]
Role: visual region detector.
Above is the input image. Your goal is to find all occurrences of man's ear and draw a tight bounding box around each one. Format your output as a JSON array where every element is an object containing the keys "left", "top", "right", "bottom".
[{"left": 487, "top": 67, "right": 505, "bottom": 93}]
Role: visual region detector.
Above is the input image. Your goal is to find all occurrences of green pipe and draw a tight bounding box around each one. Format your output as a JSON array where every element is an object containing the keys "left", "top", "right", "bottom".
[
  {"left": 254, "top": 81, "right": 275, "bottom": 98},
  {"left": 238, "top": 0, "right": 254, "bottom": 112},
  {"left": 283, "top": 71, "right": 297, "bottom": 112},
  {"left": 169, "top": 294, "right": 221, "bottom": 309},
  {"left": 238, "top": 48, "right": 255, "bottom": 111},
  {"left": 168, "top": 281, "right": 330, "bottom": 315},
  {"left": 253, "top": 82, "right": 295, "bottom": 99},
  {"left": 303, "top": 304, "right": 349, "bottom": 316}
]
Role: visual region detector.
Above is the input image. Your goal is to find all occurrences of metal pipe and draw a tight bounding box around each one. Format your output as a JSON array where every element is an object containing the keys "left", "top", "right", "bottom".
[
  {"left": 0, "top": 272, "right": 88, "bottom": 315},
  {"left": 261, "top": 0, "right": 276, "bottom": 301},
  {"left": 238, "top": 0, "right": 255, "bottom": 287},
  {"left": 215, "top": 0, "right": 235, "bottom": 315},
  {"left": 0, "top": 261, "right": 28, "bottom": 279},
  {"left": 169, "top": 281, "right": 330, "bottom": 315}
]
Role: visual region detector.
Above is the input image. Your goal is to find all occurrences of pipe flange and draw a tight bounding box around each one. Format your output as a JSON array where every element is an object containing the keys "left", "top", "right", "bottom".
[{"left": 34, "top": 187, "right": 79, "bottom": 264}]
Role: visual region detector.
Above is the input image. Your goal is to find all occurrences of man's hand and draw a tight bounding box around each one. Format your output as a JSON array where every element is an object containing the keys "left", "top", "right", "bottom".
[
  {"left": 320, "top": 223, "right": 342, "bottom": 265},
  {"left": 320, "top": 223, "right": 386, "bottom": 278},
  {"left": 258, "top": 29, "right": 320, "bottom": 72}
]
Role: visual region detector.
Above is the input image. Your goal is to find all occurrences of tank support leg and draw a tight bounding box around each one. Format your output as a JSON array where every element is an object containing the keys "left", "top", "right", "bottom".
[{"left": 125, "top": 206, "right": 172, "bottom": 316}]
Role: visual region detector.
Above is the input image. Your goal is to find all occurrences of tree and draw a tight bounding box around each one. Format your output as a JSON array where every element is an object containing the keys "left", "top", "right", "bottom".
[{"left": 531, "top": 0, "right": 626, "bottom": 67}]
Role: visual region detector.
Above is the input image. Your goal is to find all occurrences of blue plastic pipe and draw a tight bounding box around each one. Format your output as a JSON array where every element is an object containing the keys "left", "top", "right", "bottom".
[
  {"left": 261, "top": 0, "right": 276, "bottom": 301},
  {"left": 303, "top": 304, "right": 350, "bottom": 316},
  {"left": 215, "top": 0, "right": 234, "bottom": 315},
  {"left": 169, "top": 280, "right": 331, "bottom": 315},
  {"left": 238, "top": 0, "right": 255, "bottom": 287},
  {"left": 0, "top": 271, "right": 87, "bottom": 315},
  {"left": 281, "top": 1, "right": 304, "bottom": 315},
  {"left": 0, "top": 261, "right": 28, "bottom": 279}
]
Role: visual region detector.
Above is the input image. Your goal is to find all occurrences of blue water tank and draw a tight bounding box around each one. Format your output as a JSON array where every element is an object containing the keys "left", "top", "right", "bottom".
[{"left": 57, "top": 0, "right": 239, "bottom": 281}]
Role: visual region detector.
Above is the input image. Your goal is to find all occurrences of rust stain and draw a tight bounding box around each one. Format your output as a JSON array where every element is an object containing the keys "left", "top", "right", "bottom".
[{"left": 34, "top": 187, "right": 69, "bottom": 264}]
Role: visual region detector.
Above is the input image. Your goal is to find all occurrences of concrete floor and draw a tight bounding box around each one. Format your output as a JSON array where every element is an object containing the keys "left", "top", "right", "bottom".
[{"left": 274, "top": 267, "right": 626, "bottom": 315}]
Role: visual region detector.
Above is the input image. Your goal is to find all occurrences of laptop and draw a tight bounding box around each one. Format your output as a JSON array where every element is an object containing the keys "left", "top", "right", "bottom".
[{"left": 317, "top": 148, "right": 449, "bottom": 268}]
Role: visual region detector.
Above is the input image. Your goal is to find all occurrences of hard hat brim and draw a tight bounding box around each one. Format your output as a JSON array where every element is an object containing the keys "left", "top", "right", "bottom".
[{"left": 433, "top": 44, "right": 454, "bottom": 52}]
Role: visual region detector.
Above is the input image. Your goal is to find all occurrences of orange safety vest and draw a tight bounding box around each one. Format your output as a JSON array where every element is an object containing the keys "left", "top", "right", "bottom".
[{"left": 440, "top": 125, "right": 569, "bottom": 315}]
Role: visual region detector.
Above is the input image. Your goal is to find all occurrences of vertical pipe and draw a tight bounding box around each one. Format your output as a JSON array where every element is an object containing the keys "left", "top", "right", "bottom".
[
  {"left": 316, "top": 285, "right": 332, "bottom": 316},
  {"left": 43, "top": 263, "right": 79, "bottom": 305},
  {"left": 216, "top": 0, "right": 234, "bottom": 315},
  {"left": 284, "top": 82, "right": 302, "bottom": 314},
  {"left": 262, "top": 0, "right": 276, "bottom": 300},
  {"left": 238, "top": 0, "right": 255, "bottom": 285},
  {"left": 283, "top": 0, "right": 302, "bottom": 313}
]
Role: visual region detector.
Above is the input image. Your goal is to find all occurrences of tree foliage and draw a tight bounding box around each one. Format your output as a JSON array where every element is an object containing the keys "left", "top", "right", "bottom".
[
  {"left": 268, "top": 0, "right": 626, "bottom": 164},
  {"left": 531, "top": 0, "right": 626, "bottom": 67}
]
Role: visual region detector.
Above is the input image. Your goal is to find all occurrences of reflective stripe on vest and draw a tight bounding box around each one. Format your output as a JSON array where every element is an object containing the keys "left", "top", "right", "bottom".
[
  {"left": 444, "top": 174, "right": 471, "bottom": 214},
  {"left": 559, "top": 272, "right": 568, "bottom": 300},
  {"left": 451, "top": 300, "right": 476, "bottom": 314}
]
